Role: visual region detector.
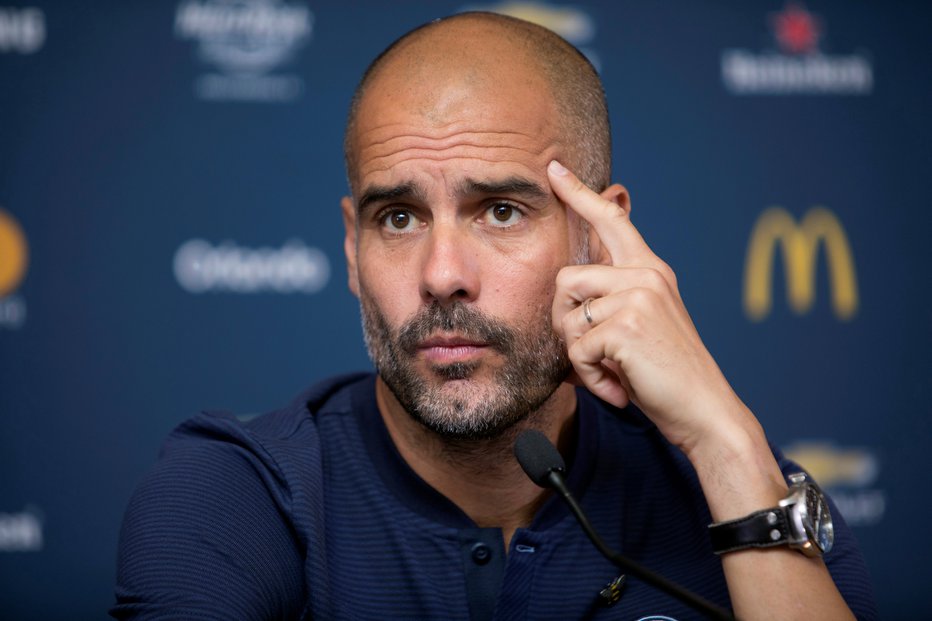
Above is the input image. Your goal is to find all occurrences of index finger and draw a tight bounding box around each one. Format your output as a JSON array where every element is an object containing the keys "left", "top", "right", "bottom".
[{"left": 548, "top": 159, "right": 650, "bottom": 266}]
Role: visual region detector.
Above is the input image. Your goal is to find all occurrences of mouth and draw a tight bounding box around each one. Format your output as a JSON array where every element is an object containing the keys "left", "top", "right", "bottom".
[{"left": 417, "top": 334, "right": 490, "bottom": 365}]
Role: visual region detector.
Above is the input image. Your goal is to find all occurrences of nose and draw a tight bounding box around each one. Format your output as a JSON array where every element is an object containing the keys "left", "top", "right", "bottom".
[{"left": 419, "top": 222, "right": 480, "bottom": 306}]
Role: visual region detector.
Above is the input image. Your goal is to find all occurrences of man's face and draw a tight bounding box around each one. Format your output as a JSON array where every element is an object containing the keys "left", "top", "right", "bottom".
[{"left": 343, "top": 50, "right": 584, "bottom": 439}]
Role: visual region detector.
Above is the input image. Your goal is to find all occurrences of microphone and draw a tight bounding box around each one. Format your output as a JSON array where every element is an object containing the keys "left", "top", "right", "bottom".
[{"left": 514, "top": 430, "right": 736, "bottom": 621}]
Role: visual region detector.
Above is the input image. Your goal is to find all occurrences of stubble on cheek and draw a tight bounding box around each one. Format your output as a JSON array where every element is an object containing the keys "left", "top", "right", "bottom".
[{"left": 358, "top": 293, "right": 572, "bottom": 440}]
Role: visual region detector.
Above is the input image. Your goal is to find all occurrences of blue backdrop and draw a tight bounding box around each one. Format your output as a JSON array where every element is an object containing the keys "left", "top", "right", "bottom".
[{"left": 1, "top": 1, "right": 930, "bottom": 618}]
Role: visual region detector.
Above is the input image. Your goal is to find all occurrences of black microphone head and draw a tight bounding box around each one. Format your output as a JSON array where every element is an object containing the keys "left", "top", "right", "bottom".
[{"left": 514, "top": 429, "right": 566, "bottom": 488}]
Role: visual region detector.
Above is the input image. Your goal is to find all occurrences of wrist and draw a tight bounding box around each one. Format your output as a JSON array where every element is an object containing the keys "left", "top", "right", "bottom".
[{"left": 686, "top": 409, "right": 788, "bottom": 522}]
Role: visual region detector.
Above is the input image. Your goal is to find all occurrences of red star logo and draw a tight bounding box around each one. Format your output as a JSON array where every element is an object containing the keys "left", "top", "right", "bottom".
[{"left": 769, "top": 2, "right": 822, "bottom": 55}]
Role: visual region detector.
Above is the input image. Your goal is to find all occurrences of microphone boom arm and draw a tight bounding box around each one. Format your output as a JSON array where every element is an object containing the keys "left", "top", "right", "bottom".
[{"left": 545, "top": 470, "right": 735, "bottom": 621}]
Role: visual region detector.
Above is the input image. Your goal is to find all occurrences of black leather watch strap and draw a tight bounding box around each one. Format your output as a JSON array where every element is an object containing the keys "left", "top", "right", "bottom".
[{"left": 708, "top": 507, "right": 789, "bottom": 554}]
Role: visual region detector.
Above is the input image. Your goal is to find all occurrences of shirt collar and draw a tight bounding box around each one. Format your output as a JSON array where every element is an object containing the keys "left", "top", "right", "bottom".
[{"left": 348, "top": 374, "right": 612, "bottom": 531}]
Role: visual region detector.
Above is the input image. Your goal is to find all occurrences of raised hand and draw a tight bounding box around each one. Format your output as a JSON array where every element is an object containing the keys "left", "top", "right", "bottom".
[{"left": 548, "top": 159, "right": 745, "bottom": 457}]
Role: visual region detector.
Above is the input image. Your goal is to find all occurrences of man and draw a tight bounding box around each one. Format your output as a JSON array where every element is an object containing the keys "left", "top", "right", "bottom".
[{"left": 113, "top": 12, "right": 875, "bottom": 620}]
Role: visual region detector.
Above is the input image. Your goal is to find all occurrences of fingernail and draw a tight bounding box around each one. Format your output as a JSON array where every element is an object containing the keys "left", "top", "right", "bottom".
[{"left": 548, "top": 160, "right": 568, "bottom": 176}]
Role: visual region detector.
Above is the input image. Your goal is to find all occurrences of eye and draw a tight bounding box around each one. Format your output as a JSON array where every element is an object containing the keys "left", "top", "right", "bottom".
[
  {"left": 379, "top": 208, "right": 419, "bottom": 233},
  {"left": 485, "top": 201, "right": 523, "bottom": 228}
]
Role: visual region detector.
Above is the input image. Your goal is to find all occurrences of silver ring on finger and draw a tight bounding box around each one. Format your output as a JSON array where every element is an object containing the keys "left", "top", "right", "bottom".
[{"left": 583, "top": 297, "right": 595, "bottom": 325}]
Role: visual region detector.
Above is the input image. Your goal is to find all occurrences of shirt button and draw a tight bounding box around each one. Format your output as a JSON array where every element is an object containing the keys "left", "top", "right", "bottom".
[{"left": 471, "top": 542, "right": 492, "bottom": 565}]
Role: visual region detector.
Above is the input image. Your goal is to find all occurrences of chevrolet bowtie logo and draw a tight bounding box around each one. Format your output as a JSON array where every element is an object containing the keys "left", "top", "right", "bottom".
[
  {"left": 782, "top": 441, "right": 878, "bottom": 488},
  {"left": 743, "top": 207, "right": 858, "bottom": 321}
]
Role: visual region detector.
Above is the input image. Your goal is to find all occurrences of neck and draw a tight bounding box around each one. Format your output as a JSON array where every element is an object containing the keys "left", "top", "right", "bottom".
[{"left": 375, "top": 378, "right": 578, "bottom": 549}]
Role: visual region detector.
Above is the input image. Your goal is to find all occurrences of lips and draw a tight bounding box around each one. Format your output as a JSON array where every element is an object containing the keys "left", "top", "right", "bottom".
[{"left": 417, "top": 334, "right": 489, "bottom": 364}]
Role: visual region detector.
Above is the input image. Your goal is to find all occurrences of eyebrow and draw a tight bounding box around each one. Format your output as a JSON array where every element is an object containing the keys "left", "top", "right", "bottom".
[
  {"left": 456, "top": 176, "right": 549, "bottom": 201},
  {"left": 356, "top": 175, "right": 549, "bottom": 215},
  {"left": 357, "top": 182, "right": 427, "bottom": 215}
]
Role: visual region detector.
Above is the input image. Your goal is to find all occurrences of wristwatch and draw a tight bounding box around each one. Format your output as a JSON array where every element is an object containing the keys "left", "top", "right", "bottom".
[{"left": 708, "top": 472, "right": 834, "bottom": 557}]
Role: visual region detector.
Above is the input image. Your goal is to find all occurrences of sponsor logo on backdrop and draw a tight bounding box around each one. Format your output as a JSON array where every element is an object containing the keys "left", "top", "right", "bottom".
[
  {"left": 0, "top": 506, "right": 43, "bottom": 552},
  {"left": 460, "top": 1, "right": 599, "bottom": 70},
  {"left": 743, "top": 206, "right": 857, "bottom": 321},
  {"left": 783, "top": 441, "right": 886, "bottom": 526},
  {"left": 174, "top": 0, "right": 313, "bottom": 102},
  {"left": 174, "top": 238, "right": 329, "bottom": 293},
  {"left": 0, "top": 208, "right": 28, "bottom": 329},
  {"left": 0, "top": 6, "right": 45, "bottom": 54},
  {"left": 722, "top": 2, "right": 873, "bottom": 95}
]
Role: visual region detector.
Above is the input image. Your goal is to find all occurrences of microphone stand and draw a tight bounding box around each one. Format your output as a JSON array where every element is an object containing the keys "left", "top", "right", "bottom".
[{"left": 545, "top": 470, "right": 736, "bottom": 621}]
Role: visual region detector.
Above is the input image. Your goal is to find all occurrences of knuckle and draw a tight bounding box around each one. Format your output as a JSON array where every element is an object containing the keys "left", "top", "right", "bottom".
[
  {"left": 614, "top": 305, "right": 645, "bottom": 334},
  {"left": 566, "top": 338, "right": 584, "bottom": 362},
  {"left": 554, "top": 266, "right": 578, "bottom": 290},
  {"left": 627, "top": 286, "right": 657, "bottom": 308},
  {"left": 656, "top": 261, "right": 677, "bottom": 288},
  {"left": 619, "top": 313, "right": 641, "bottom": 334},
  {"left": 642, "top": 267, "right": 668, "bottom": 291}
]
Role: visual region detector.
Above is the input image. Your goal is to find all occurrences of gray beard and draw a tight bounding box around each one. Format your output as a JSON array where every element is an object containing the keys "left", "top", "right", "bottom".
[{"left": 360, "top": 298, "right": 571, "bottom": 441}]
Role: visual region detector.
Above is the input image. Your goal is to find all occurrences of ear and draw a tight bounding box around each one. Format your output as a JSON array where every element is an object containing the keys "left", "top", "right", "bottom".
[
  {"left": 600, "top": 183, "right": 630, "bottom": 215},
  {"left": 341, "top": 196, "right": 360, "bottom": 298},
  {"left": 586, "top": 183, "right": 631, "bottom": 264}
]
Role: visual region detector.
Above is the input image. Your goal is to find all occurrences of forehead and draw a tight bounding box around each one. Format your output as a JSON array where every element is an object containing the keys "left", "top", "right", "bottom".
[
  {"left": 355, "top": 121, "right": 560, "bottom": 193},
  {"left": 349, "top": 38, "right": 564, "bottom": 194}
]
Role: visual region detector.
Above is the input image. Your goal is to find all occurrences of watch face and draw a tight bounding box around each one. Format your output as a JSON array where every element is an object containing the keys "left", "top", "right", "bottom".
[{"left": 804, "top": 484, "right": 834, "bottom": 554}]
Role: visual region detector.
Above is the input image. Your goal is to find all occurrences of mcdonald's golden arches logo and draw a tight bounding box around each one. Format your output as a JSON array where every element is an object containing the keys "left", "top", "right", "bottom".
[
  {"left": 0, "top": 209, "right": 29, "bottom": 298},
  {"left": 743, "top": 207, "right": 857, "bottom": 321}
]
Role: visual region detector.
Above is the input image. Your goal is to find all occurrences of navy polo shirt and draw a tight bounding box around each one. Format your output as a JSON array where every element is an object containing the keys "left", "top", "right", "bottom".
[{"left": 112, "top": 373, "right": 876, "bottom": 620}]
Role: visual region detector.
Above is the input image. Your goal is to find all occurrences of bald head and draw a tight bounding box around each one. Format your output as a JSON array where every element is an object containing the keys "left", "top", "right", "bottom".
[{"left": 343, "top": 12, "right": 611, "bottom": 194}]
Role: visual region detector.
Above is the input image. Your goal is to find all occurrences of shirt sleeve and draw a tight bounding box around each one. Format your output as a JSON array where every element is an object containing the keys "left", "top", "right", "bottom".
[{"left": 110, "top": 413, "right": 306, "bottom": 620}]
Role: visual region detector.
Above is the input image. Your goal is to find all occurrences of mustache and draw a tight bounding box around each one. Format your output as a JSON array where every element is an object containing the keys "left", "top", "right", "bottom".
[{"left": 397, "top": 302, "right": 516, "bottom": 356}]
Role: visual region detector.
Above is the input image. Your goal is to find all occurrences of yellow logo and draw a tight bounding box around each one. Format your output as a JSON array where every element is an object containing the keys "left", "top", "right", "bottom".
[
  {"left": 0, "top": 209, "right": 28, "bottom": 298},
  {"left": 743, "top": 207, "right": 857, "bottom": 321}
]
